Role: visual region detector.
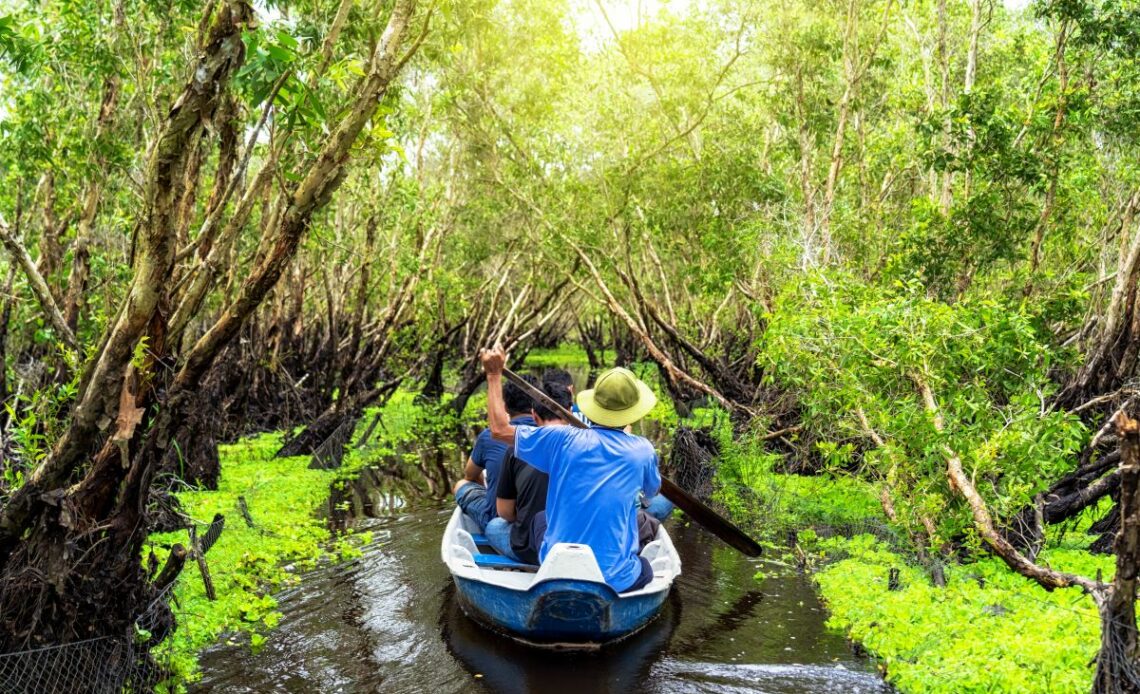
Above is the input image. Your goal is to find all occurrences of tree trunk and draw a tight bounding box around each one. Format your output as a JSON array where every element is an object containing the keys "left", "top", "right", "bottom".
[
  {"left": 1061, "top": 192, "right": 1140, "bottom": 404},
  {"left": 1024, "top": 20, "right": 1069, "bottom": 296},
  {"left": 0, "top": 2, "right": 256, "bottom": 651},
  {"left": 1093, "top": 412, "right": 1140, "bottom": 693},
  {"left": 0, "top": 266, "right": 15, "bottom": 411},
  {"left": 0, "top": 0, "right": 424, "bottom": 656},
  {"left": 417, "top": 349, "right": 446, "bottom": 404}
]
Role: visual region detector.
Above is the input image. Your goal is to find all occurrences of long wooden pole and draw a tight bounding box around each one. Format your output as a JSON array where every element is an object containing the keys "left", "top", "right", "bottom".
[{"left": 503, "top": 367, "right": 763, "bottom": 557}]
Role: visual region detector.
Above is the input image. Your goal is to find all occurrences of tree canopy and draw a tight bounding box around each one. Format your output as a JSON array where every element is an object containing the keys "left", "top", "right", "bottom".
[{"left": 5, "top": 0, "right": 1140, "bottom": 690}]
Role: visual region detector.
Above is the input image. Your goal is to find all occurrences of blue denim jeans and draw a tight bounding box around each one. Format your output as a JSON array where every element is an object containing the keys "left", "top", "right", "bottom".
[
  {"left": 454, "top": 482, "right": 492, "bottom": 531},
  {"left": 484, "top": 517, "right": 520, "bottom": 561}
]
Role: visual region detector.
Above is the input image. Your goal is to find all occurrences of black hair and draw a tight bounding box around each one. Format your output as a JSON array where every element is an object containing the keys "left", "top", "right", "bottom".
[
  {"left": 543, "top": 368, "right": 574, "bottom": 390},
  {"left": 533, "top": 382, "right": 573, "bottom": 422},
  {"left": 503, "top": 374, "right": 538, "bottom": 415}
]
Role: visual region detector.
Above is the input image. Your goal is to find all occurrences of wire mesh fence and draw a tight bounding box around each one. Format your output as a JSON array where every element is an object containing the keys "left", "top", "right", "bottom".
[
  {"left": 0, "top": 514, "right": 225, "bottom": 693},
  {"left": 0, "top": 590, "right": 175, "bottom": 694},
  {"left": 0, "top": 634, "right": 144, "bottom": 694}
]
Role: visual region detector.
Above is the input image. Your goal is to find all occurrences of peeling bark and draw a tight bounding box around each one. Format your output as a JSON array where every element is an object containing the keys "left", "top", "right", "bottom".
[{"left": 1093, "top": 412, "right": 1140, "bottom": 693}]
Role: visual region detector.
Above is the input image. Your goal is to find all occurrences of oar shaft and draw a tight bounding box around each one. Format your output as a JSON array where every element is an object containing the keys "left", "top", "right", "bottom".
[
  {"left": 500, "top": 367, "right": 762, "bottom": 558},
  {"left": 502, "top": 367, "right": 586, "bottom": 429}
]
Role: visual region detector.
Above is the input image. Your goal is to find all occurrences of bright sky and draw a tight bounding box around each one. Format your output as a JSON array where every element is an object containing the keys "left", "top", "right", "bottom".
[
  {"left": 577, "top": 0, "right": 1034, "bottom": 43},
  {"left": 573, "top": 0, "right": 693, "bottom": 49}
]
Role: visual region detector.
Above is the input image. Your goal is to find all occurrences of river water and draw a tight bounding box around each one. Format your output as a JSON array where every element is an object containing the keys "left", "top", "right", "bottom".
[{"left": 192, "top": 496, "right": 888, "bottom": 693}]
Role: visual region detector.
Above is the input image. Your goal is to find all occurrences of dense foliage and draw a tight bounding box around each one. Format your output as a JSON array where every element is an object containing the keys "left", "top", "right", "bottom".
[
  {"left": 5, "top": 0, "right": 1140, "bottom": 691},
  {"left": 765, "top": 277, "right": 1087, "bottom": 546},
  {"left": 817, "top": 533, "right": 1113, "bottom": 693}
]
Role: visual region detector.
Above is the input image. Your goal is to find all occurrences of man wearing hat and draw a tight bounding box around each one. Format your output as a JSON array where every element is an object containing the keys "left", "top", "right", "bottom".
[{"left": 481, "top": 345, "right": 661, "bottom": 594}]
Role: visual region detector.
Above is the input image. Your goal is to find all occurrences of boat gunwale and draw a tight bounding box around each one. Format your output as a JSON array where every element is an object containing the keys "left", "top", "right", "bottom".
[{"left": 441, "top": 507, "right": 682, "bottom": 598}]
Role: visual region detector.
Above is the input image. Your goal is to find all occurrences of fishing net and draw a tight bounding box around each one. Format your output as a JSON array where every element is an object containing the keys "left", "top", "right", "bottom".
[
  {"left": 667, "top": 426, "right": 720, "bottom": 502},
  {"left": 0, "top": 634, "right": 148, "bottom": 694},
  {"left": 309, "top": 414, "right": 359, "bottom": 469},
  {"left": 353, "top": 412, "right": 384, "bottom": 449},
  {"left": 0, "top": 583, "right": 179, "bottom": 694}
]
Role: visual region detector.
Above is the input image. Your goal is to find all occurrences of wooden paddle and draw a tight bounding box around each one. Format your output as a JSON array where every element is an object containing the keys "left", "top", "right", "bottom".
[{"left": 502, "top": 367, "right": 763, "bottom": 557}]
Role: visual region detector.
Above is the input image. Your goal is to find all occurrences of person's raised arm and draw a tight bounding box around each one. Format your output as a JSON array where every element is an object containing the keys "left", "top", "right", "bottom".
[{"left": 481, "top": 344, "right": 515, "bottom": 444}]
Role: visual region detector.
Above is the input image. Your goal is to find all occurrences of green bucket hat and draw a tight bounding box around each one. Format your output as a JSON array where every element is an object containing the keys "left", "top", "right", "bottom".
[{"left": 576, "top": 367, "right": 657, "bottom": 428}]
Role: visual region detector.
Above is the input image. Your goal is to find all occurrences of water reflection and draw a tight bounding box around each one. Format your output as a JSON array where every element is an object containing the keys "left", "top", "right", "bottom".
[
  {"left": 646, "top": 660, "right": 892, "bottom": 694},
  {"left": 441, "top": 585, "right": 680, "bottom": 694},
  {"left": 325, "top": 466, "right": 407, "bottom": 531},
  {"left": 194, "top": 496, "right": 888, "bottom": 694}
]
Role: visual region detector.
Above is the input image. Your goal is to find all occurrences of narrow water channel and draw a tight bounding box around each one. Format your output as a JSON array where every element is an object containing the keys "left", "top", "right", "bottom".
[{"left": 193, "top": 488, "right": 888, "bottom": 693}]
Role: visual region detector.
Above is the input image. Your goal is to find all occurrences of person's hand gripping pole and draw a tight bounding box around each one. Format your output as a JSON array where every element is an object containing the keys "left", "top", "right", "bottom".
[{"left": 481, "top": 343, "right": 516, "bottom": 444}]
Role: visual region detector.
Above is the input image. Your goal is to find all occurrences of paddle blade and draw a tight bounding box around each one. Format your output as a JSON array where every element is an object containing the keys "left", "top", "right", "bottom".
[{"left": 659, "top": 478, "right": 763, "bottom": 557}]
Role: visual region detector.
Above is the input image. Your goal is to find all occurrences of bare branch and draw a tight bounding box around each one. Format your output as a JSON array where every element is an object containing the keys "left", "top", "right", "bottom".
[
  {"left": 915, "top": 375, "right": 1096, "bottom": 592},
  {"left": 0, "top": 214, "right": 77, "bottom": 349}
]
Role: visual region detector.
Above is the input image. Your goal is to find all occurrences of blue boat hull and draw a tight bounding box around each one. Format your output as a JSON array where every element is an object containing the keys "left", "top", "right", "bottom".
[{"left": 454, "top": 576, "right": 669, "bottom": 646}]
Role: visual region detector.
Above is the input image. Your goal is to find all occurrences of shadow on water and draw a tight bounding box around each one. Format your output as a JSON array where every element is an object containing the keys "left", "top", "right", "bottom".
[
  {"left": 193, "top": 462, "right": 890, "bottom": 694},
  {"left": 441, "top": 583, "right": 681, "bottom": 694}
]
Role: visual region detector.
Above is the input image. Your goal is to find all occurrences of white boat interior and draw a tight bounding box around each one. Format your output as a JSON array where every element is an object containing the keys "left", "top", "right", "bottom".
[{"left": 441, "top": 506, "right": 682, "bottom": 596}]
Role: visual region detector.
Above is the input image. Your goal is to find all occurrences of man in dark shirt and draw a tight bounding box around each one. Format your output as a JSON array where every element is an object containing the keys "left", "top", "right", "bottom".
[
  {"left": 483, "top": 381, "right": 572, "bottom": 563},
  {"left": 452, "top": 376, "right": 536, "bottom": 531},
  {"left": 544, "top": 367, "right": 590, "bottom": 425}
]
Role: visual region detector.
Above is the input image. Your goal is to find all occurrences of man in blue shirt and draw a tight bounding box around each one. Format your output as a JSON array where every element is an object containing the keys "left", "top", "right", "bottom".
[
  {"left": 452, "top": 375, "right": 536, "bottom": 531},
  {"left": 545, "top": 367, "right": 673, "bottom": 522},
  {"left": 482, "top": 346, "right": 661, "bottom": 593},
  {"left": 484, "top": 381, "right": 572, "bottom": 563}
]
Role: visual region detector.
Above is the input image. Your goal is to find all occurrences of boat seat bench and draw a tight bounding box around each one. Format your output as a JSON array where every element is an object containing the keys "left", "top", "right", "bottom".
[
  {"left": 470, "top": 533, "right": 490, "bottom": 546},
  {"left": 473, "top": 553, "right": 540, "bottom": 572}
]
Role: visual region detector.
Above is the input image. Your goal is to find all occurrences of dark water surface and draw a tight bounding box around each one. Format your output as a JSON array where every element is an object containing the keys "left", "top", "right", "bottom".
[{"left": 192, "top": 500, "right": 888, "bottom": 693}]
